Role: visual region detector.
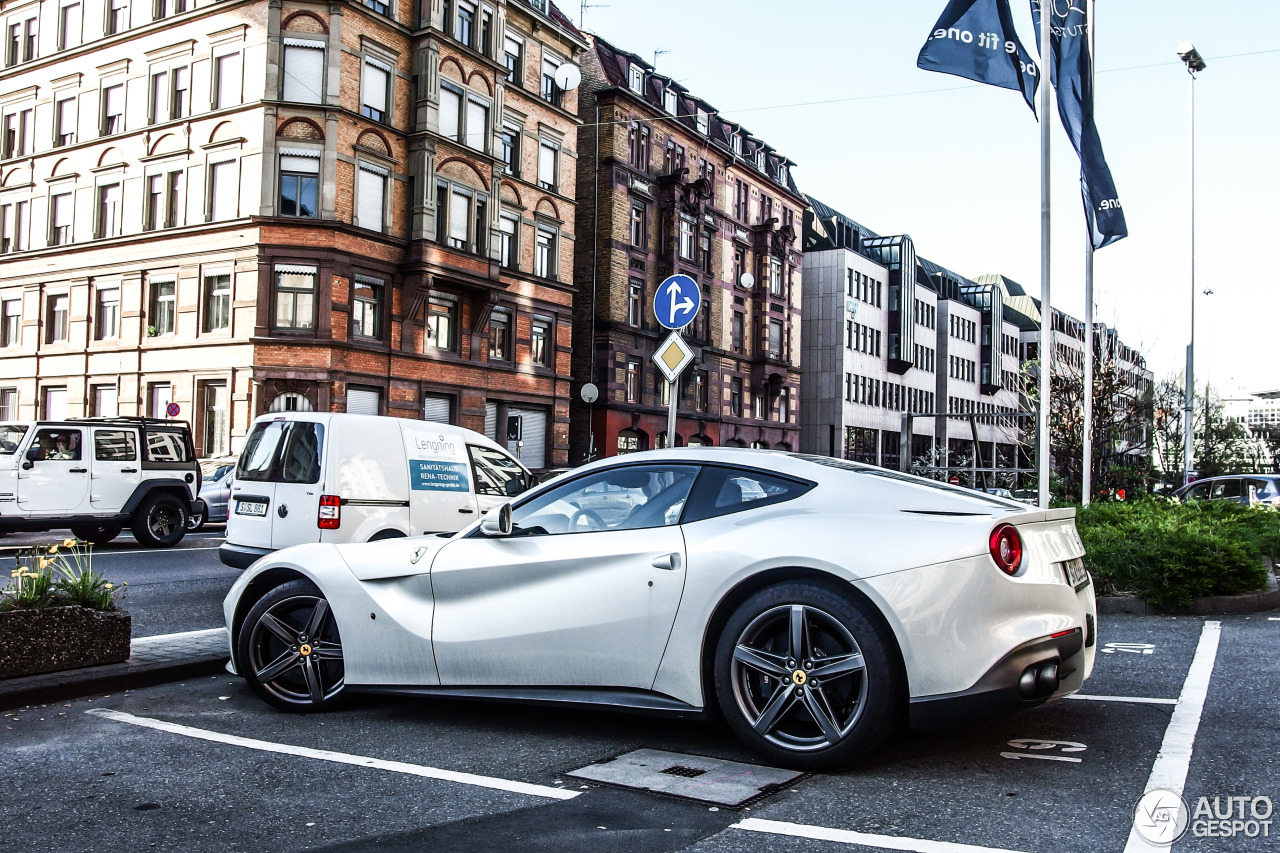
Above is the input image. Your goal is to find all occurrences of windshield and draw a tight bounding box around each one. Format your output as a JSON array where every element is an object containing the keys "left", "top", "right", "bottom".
[{"left": 0, "top": 424, "right": 28, "bottom": 454}]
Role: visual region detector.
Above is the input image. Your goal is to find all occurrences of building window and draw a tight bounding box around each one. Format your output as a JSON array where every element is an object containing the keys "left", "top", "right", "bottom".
[
  {"left": 731, "top": 312, "right": 744, "bottom": 353},
  {"left": 465, "top": 97, "right": 488, "bottom": 151},
  {"left": 148, "top": 69, "right": 167, "bottom": 123},
  {"left": 203, "top": 272, "right": 231, "bottom": 332},
  {"left": 283, "top": 42, "right": 325, "bottom": 103},
  {"left": 2, "top": 107, "right": 32, "bottom": 158},
  {"left": 59, "top": 1, "right": 82, "bottom": 50},
  {"left": 488, "top": 309, "right": 510, "bottom": 361},
  {"left": 662, "top": 88, "right": 677, "bottom": 114},
  {"left": 447, "top": 189, "right": 471, "bottom": 248},
  {"left": 732, "top": 248, "right": 746, "bottom": 288},
  {"left": 45, "top": 293, "right": 69, "bottom": 343},
  {"left": 357, "top": 164, "right": 388, "bottom": 232},
  {"left": 101, "top": 84, "right": 124, "bottom": 135},
  {"left": 201, "top": 381, "right": 228, "bottom": 456},
  {"left": 779, "top": 388, "right": 790, "bottom": 423},
  {"left": 154, "top": 0, "right": 188, "bottom": 21},
  {"left": 693, "top": 370, "right": 707, "bottom": 413},
  {"left": 768, "top": 257, "right": 783, "bottom": 297},
  {"left": 541, "top": 56, "right": 562, "bottom": 106},
  {"left": 54, "top": 98, "right": 75, "bottom": 146},
  {"left": 439, "top": 84, "right": 460, "bottom": 140},
  {"left": 361, "top": 58, "right": 391, "bottom": 122},
  {"left": 627, "top": 278, "right": 642, "bottom": 327},
  {"left": 171, "top": 66, "right": 190, "bottom": 118},
  {"left": 148, "top": 278, "right": 176, "bottom": 336},
  {"left": 213, "top": 52, "right": 242, "bottom": 109},
  {"left": 274, "top": 266, "right": 316, "bottom": 330},
  {"left": 730, "top": 377, "right": 743, "bottom": 417},
  {"left": 769, "top": 317, "right": 784, "bottom": 358},
  {"left": 700, "top": 232, "right": 712, "bottom": 275},
  {"left": 363, "top": 0, "right": 389, "bottom": 16},
  {"left": 1, "top": 299, "right": 19, "bottom": 347},
  {"left": 695, "top": 108, "right": 709, "bottom": 135},
  {"left": 209, "top": 160, "right": 238, "bottom": 221},
  {"left": 678, "top": 216, "right": 695, "bottom": 260},
  {"left": 534, "top": 228, "right": 554, "bottom": 278},
  {"left": 94, "top": 287, "right": 119, "bottom": 340},
  {"left": 530, "top": 316, "right": 551, "bottom": 367},
  {"left": 455, "top": 1, "right": 475, "bottom": 46},
  {"left": 731, "top": 133, "right": 742, "bottom": 155},
  {"left": 426, "top": 294, "right": 457, "bottom": 351},
  {"left": 96, "top": 183, "right": 122, "bottom": 238},
  {"left": 630, "top": 202, "right": 646, "bottom": 248},
  {"left": 503, "top": 34, "right": 522, "bottom": 83},
  {"left": 0, "top": 200, "right": 29, "bottom": 252},
  {"left": 106, "top": 0, "right": 128, "bottom": 36},
  {"left": 498, "top": 212, "right": 518, "bottom": 268},
  {"left": 352, "top": 274, "right": 383, "bottom": 339},
  {"left": 279, "top": 153, "right": 319, "bottom": 218},
  {"left": 625, "top": 358, "right": 640, "bottom": 402},
  {"left": 499, "top": 126, "right": 520, "bottom": 175},
  {"left": 147, "top": 383, "right": 171, "bottom": 419},
  {"left": 628, "top": 64, "right": 643, "bottom": 93},
  {"left": 0, "top": 388, "right": 16, "bottom": 419},
  {"left": 537, "top": 141, "right": 557, "bottom": 190},
  {"left": 628, "top": 122, "right": 650, "bottom": 171},
  {"left": 145, "top": 170, "right": 184, "bottom": 230}
]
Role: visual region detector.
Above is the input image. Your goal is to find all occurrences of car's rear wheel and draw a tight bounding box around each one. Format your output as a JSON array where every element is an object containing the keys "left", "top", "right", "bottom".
[
  {"left": 131, "top": 493, "right": 187, "bottom": 547},
  {"left": 186, "top": 510, "right": 205, "bottom": 532},
  {"left": 713, "top": 581, "right": 903, "bottom": 771},
  {"left": 70, "top": 523, "right": 123, "bottom": 545},
  {"left": 238, "top": 580, "right": 345, "bottom": 712}
]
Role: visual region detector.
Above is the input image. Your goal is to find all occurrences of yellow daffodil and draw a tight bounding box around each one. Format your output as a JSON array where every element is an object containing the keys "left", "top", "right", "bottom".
[
  {"left": 104, "top": 583, "right": 113, "bottom": 590},
  {"left": 38, "top": 558, "right": 50, "bottom": 569},
  {"left": 63, "top": 538, "right": 77, "bottom": 547}
]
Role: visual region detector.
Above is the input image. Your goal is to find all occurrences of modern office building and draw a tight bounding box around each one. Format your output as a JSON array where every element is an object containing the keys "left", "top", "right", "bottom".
[
  {"left": 0, "top": 0, "right": 584, "bottom": 468},
  {"left": 568, "top": 33, "right": 804, "bottom": 461}
]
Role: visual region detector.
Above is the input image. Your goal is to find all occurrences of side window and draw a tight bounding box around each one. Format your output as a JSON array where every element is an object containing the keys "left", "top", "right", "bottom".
[
  {"left": 682, "top": 466, "right": 813, "bottom": 524},
  {"left": 33, "top": 427, "right": 83, "bottom": 460},
  {"left": 509, "top": 464, "right": 699, "bottom": 536},
  {"left": 1185, "top": 482, "right": 1210, "bottom": 500},
  {"left": 94, "top": 429, "right": 137, "bottom": 461},
  {"left": 1246, "top": 478, "right": 1276, "bottom": 500},
  {"left": 468, "top": 444, "right": 526, "bottom": 497}
]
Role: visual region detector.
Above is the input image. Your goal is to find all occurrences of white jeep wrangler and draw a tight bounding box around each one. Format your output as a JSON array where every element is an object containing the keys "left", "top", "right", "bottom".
[{"left": 0, "top": 417, "right": 207, "bottom": 547}]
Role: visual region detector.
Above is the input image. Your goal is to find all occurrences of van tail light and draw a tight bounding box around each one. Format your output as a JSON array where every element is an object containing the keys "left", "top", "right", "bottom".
[
  {"left": 989, "top": 524, "right": 1023, "bottom": 575},
  {"left": 318, "top": 495, "right": 341, "bottom": 529}
]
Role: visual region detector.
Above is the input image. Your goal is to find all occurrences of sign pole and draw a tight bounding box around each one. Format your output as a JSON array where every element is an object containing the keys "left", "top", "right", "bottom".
[
  {"left": 652, "top": 274, "right": 701, "bottom": 450},
  {"left": 1037, "top": 1, "right": 1053, "bottom": 510},
  {"left": 667, "top": 379, "right": 677, "bottom": 448}
]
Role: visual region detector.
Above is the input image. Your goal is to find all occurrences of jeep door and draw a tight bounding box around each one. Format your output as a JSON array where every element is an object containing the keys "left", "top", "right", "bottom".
[
  {"left": 17, "top": 426, "right": 89, "bottom": 512},
  {"left": 89, "top": 427, "right": 141, "bottom": 509}
]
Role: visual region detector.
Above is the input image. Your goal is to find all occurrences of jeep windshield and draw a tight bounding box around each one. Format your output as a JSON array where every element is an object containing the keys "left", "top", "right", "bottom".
[{"left": 0, "top": 424, "right": 28, "bottom": 454}]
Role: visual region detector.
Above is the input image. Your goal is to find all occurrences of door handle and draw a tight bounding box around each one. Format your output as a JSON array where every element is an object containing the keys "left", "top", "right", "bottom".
[
  {"left": 69, "top": 467, "right": 87, "bottom": 473},
  {"left": 458, "top": 507, "right": 475, "bottom": 514},
  {"left": 121, "top": 468, "right": 138, "bottom": 473},
  {"left": 651, "top": 553, "right": 680, "bottom": 571}
]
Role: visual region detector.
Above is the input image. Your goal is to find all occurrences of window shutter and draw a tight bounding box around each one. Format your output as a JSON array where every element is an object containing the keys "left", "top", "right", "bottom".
[
  {"left": 465, "top": 99, "right": 487, "bottom": 151},
  {"left": 362, "top": 59, "right": 390, "bottom": 113},
  {"left": 283, "top": 42, "right": 324, "bottom": 103},
  {"left": 357, "top": 165, "right": 387, "bottom": 231},
  {"left": 448, "top": 190, "right": 470, "bottom": 245},
  {"left": 422, "top": 395, "right": 451, "bottom": 424},
  {"left": 538, "top": 142, "right": 554, "bottom": 187},
  {"left": 346, "top": 387, "right": 380, "bottom": 415},
  {"left": 439, "top": 87, "right": 460, "bottom": 139},
  {"left": 210, "top": 160, "right": 238, "bottom": 221}
]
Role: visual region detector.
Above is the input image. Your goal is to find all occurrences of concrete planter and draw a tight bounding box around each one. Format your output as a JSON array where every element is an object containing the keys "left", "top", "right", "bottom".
[{"left": 0, "top": 607, "right": 131, "bottom": 679}]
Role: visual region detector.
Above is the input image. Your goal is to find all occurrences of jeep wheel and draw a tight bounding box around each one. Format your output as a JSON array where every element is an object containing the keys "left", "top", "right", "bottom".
[
  {"left": 131, "top": 493, "right": 188, "bottom": 548},
  {"left": 70, "top": 523, "right": 123, "bottom": 545}
]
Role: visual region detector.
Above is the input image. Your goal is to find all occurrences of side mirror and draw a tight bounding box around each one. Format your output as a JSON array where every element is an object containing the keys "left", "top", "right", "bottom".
[
  {"left": 25, "top": 447, "right": 41, "bottom": 462},
  {"left": 479, "top": 502, "right": 512, "bottom": 537},
  {"left": 504, "top": 477, "right": 524, "bottom": 497}
]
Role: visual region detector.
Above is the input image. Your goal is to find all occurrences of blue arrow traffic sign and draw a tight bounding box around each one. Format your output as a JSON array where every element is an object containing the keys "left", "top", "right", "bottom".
[{"left": 653, "top": 274, "right": 700, "bottom": 330}]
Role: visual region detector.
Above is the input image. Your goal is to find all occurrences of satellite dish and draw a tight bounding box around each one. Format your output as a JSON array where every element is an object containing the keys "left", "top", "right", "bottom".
[
  {"left": 554, "top": 63, "right": 582, "bottom": 92},
  {"left": 739, "top": 272, "right": 755, "bottom": 289},
  {"left": 580, "top": 382, "right": 599, "bottom": 404}
]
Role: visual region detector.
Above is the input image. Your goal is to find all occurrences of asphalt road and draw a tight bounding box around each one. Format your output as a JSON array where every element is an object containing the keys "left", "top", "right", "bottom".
[
  {"left": 0, "top": 526, "right": 237, "bottom": 637},
  {"left": 4, "top": 612, "right": 1277, "bottom": 852}
]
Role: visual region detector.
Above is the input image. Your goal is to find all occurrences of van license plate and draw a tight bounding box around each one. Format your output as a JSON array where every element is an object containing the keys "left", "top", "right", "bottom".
[
  {"left": 236, "top": 500, "right": 268, "bottom": 517},
  {"left": 1063, "top": 557, "right": 1089, "bottom": 590}
]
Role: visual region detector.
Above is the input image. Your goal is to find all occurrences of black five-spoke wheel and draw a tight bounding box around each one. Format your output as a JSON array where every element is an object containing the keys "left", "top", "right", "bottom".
[
  {"left": 238, "top": 580, "right": 345, "bottom": 712},
  {"left": 714, "top": 582, "right": 903, "bottom": 770}
]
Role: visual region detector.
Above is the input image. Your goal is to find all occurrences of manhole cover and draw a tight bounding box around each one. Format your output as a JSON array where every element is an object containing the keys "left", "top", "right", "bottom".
[{"left": 568, "top": 749, "right": 805, "bottom": 807}]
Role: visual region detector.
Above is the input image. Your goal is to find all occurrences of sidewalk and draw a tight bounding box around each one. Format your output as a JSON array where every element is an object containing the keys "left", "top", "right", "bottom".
[{"left": 0, "top": 627, "right": 230, "bottom": 711}]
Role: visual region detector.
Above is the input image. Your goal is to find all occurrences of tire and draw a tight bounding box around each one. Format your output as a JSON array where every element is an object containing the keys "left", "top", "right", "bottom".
[
  {"left": 186, "top": 511, "right": 206, "bottom": 532},
  {"left": 713, "top": 581, "right": 904, "bottom": 771},
  {"left": 130, "top": 493, "right": 188, "bottom": 548},
  {"left": 237, "top": 579, "right": 345, "bottom": 712},
  {"left": 70, "top": 523, "right": 124, "bottom": 545}
]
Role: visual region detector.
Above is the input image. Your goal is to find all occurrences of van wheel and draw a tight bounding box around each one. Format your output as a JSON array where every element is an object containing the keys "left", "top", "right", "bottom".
[
  {"left": 132, "top": 493, "right": 188, "bottom": 547},
  {"left": 70, "top": 523, "right": 123, "bottom": 545}
]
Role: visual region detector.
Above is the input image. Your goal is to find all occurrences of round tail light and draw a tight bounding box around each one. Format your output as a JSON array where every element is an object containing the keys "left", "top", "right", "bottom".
[{"left": 989, "top": 524, "right": 1023, "bottom": 575}]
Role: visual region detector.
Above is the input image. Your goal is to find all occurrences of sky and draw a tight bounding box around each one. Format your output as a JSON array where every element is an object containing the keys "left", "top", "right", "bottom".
[{"left": 573, "top": 0, "right": 1280, "bottom": 395}]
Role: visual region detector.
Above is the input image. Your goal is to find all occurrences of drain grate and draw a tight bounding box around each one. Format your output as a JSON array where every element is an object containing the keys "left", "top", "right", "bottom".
[{"left": 659, "top": 765, "right": 708, "bottom": 778}]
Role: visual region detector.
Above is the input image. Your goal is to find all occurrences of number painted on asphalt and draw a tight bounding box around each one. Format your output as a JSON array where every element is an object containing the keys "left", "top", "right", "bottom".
[
  {"left": 1100, "top": 642, "right": 1155, "bottom": 655},
  {"left": 1000, "top": 739, "right": 1087, "bottom": 763}
]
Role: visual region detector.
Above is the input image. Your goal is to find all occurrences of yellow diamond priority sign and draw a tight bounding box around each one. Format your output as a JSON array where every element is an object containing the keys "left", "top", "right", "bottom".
[{"left": 653, "top": 332, "right": 695, "bottom": 383}]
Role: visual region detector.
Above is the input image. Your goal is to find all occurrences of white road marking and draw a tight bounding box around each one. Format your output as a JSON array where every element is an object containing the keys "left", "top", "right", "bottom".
[
  {"left": 1101, "top": 643, "right": 1155, "bottom": 655},
  {"left": 1064, "top": 694, "right": 1179, "bottom": 705},
  {"left": 1121, "top": 620, "right": 1221, "bottom": 853},
  {"left": 733, "top": 818, "right": 1031, "bottom": 853},
  {"left": 86, "top": 708, "right": 579, "bottom": 801},
  {"left": 1269, "top": 617, "right": 1280, "bottom": 621}
]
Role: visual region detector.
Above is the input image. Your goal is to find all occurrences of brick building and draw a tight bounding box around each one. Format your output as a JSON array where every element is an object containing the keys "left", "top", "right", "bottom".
[
  {"left": 0, "top": 0, "right": 583, "bottom": 468},
  {"left": 570, "top": 34, "right": 804, "bottom": 462}
]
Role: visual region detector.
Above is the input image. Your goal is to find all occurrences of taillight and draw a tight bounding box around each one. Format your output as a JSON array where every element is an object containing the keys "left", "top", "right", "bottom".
[
  {"left": 989, "top": 524, "right": 1023, "bottom": 575},
  {"left": 318, "top": 495, "right": 341, "bottom": 529}
]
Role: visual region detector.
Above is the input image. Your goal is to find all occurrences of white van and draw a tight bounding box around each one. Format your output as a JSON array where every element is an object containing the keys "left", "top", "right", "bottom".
[{"left": 218, "top": 413, "right": 531, "bottom": 569}]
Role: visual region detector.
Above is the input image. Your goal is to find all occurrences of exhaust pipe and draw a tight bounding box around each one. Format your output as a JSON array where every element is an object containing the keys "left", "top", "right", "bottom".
[{"left": 1018, "top": 660, "right": 1061, "bottom": 699}]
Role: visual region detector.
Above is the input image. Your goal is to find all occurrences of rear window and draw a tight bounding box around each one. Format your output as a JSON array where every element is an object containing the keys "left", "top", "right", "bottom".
[
  {"left": 145, "top": 430, "right": 192, "bottom": 463},
  {"left": 1246, "top": 478, "right": 1278, "bottom": 500},
  {"left": 237, "top": 420, "right": 324, "bottom": 484}
]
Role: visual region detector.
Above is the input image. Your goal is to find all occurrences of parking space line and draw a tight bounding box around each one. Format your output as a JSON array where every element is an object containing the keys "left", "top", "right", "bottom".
[
  {"left": 1064, "top": 694, "right": 1179, "bottom": 705},
  {"left": 86, "top": 708, "right": 579, "bottom": 801},
  {"left": 1121, "top": 620, "right": 1222, "bottom": 853},
  {"left": 733, "top": 817, "right": 1030, "bottom": 853}
]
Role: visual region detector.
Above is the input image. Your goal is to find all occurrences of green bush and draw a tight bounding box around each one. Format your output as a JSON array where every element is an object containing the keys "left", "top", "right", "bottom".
[{"left": 1077, "top": 498, "right": 1275, "bottom": 608}]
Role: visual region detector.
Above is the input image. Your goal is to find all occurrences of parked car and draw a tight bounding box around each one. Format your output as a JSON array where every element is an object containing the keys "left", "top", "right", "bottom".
[
  {"left": 1010, "top": 489, "right": 1039, "bottom": 505},
  {"left": 224, "top": 448, "right": 1096, "bottom": 770},
  {"left": 188, "top": 456, "right": 240, "bottom": 531},
  {"left": 220, "top": 414, "right": 532, "bottom": 569},
  {"left": 983, "top": 487, "right": 1015, "bottom": 500},
  {"left": 0, "top": 417, "right": 204, "bottom": 546},
  {"left": 1172, "top": 474, "right": 1280, "bottom": 507}
]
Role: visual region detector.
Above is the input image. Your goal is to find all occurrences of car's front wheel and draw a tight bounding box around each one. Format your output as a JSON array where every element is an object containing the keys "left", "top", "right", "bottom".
[
  {"left": 131, "top": 493, "right": 188, "bottom": 547},
  {"left": 713, "top": 581, "right": 904, "bottom": 771},
  {"left": 238, "top": 579, "right": 345, "bottom": 712}
]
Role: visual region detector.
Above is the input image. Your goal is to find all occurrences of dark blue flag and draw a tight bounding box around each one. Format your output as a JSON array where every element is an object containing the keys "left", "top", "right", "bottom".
[
  {"left": 1031, "top": 0, "right": 1128, "bottom": 248},
  {"left": 918, "top": 0, "right": 1039, "bottom": 114}
]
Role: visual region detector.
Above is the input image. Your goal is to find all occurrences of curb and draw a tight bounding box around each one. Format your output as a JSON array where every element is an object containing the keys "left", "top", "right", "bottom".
[{"left": 1097, "top": 563, "right": 1280, "bottom": 616}]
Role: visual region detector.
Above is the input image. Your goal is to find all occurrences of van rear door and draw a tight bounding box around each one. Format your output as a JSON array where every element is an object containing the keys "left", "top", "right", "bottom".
[
  {"left": 269, "top": 420, "right": 326, "bottom": 549},
  {"left": 226, "top": 420, "right": 285, "bottom": 551}
]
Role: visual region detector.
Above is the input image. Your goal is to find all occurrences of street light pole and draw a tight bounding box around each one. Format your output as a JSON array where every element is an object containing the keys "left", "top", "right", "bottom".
[{"left": 1177, "top": 42, "right": 1205, "bottom": 486}]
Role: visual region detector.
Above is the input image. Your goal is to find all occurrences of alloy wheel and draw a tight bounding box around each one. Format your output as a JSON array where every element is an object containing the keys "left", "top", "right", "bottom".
[{"left": 247, "top": 593, "right": 345, "bottom": 707}]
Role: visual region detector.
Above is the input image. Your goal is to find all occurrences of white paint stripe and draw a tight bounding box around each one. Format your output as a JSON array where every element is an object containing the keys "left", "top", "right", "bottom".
[
  {"left": 86, "top": 708, "right": 579, "bottom": 801},
  {"left": 1269, "top": 617, "right": 1280, "bottom": 621},
  {"left": 133, "top": 628, "right": 226, "bottom": 643},
  {"left": 1122, "top": 620, "right": 1221, "bottom": 853},
  {"left": 1064, "top": 694, "right": 1179, "bottom": 706},
  {"left": 733, "top": 818, "right": 1030, "bottom": 853}
]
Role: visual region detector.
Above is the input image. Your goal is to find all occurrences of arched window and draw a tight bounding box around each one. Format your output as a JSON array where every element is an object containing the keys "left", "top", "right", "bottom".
[
  {"left": 617, "top": 427, "right": 646, "bottom": 455},
  {"left": 268, "top": 391, "right": 314, "bottom": 412}
]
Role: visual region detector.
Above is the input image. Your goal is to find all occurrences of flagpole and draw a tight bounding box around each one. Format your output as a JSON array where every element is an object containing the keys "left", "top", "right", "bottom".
[
  {"left": 1037, "top": 1, "right": 1053, "bottom": 509},
  {"left": 1082, "top": 0, "right": 1095, "bottom": 507}
]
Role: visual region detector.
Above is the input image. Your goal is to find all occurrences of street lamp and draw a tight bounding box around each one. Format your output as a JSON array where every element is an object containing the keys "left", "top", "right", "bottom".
[{"left": 1177, "top": 42, "right": 1205, "bottom": 486}]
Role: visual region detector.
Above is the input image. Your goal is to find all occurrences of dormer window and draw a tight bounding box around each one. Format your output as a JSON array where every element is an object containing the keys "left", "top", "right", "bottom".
[
  {"left": 755, "top": 148, "right": 765, "bottom": 170},
  {"left": 696, "top": 109, "right": 709, "bottom": 136},
  {"left": 778, "top": 164, "right": 788, "bottom": 184},
  {"left": 529, "top": 0, "right": 547, "bottom": 12},
  {"left": 662, "top": 88, "right": 677, "bottom": 114},
  {"left": 628, "top": 64, "right": 644, "bottom": 93},
  {"left": 731, "top": 134, "right": 742, "bottom": 155}
]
